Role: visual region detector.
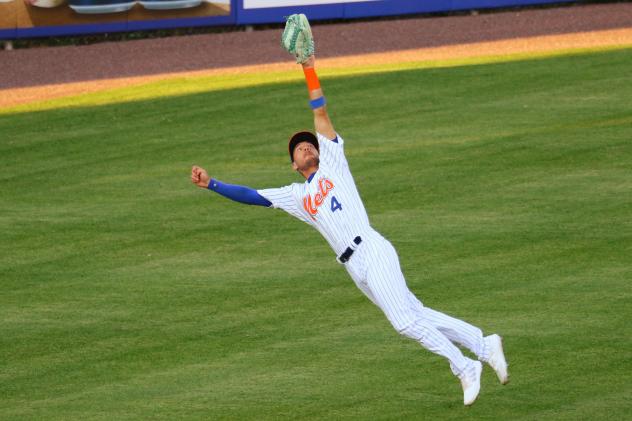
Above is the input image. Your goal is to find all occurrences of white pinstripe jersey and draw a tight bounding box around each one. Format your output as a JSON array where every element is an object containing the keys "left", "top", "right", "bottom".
[{"left": 258, "top": 133, "right": 372, "bottom": 257}]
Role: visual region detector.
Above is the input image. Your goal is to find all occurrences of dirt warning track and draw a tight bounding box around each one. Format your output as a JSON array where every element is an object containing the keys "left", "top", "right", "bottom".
[{"left": 1, "top": 2, "right": 631, "bottom": 108}]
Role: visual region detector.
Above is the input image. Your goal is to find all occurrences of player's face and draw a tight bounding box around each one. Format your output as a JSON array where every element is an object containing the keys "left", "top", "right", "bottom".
[{"left": 292, "top": 141, "right": 320, "bottom": 172}]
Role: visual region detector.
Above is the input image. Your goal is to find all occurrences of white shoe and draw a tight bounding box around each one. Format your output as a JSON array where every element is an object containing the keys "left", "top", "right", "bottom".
[
  {"left": 460, "top": 360, "right": 482, "bottom": 406},
  {"left": 485, "top": 334, "right": 509, "bottom": 385}
]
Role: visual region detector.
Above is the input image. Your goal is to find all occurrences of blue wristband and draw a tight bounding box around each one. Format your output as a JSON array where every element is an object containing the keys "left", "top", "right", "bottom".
[{"left": 310, "top": 96, "right": 326, "bottom": 110}]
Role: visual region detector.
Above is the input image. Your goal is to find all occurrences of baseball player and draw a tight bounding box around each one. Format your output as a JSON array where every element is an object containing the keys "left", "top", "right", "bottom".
[{"left": 191, "top": 14, "right": 508, "bottom": 406}]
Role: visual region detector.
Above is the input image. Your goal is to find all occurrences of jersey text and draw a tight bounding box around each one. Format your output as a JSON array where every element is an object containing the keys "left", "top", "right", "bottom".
[{"left": 303, "top": 177, "right": 335, "bottom": 218}]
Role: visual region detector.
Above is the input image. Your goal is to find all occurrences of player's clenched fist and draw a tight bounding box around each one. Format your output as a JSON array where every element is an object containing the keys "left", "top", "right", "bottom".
[{"left": 191, "top": 165, "right": 211, "bottom": 188}]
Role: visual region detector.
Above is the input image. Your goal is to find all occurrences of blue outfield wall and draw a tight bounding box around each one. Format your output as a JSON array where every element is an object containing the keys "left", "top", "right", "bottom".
[
  {"left": 0, "top": 28, "right": 17, "bottom": 40},
  {"left": 343, "top": 0, "right": 575, "bottom": 19},
  {"left": 235, "top": 0, "right": 451, "bottom": 24},
  {"left": 2, "top": 0, "right": 574, "bottom": 40},
  {"left": 234, "top": 0, "right": 575, "bottom": 24},
  {"left": 126, "top": 13, "right": 235, "bottom": 32}
]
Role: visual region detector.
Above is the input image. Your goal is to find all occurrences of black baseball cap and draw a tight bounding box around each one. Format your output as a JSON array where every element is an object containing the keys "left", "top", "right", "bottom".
[{"left": 288, "top": 131, "right": 319, "bottom": 162}]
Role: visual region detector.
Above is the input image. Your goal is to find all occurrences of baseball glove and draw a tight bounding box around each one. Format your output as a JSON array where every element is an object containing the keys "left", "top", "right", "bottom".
[{"left": 281, "top": 14, "right": 314, "bottom": 64}]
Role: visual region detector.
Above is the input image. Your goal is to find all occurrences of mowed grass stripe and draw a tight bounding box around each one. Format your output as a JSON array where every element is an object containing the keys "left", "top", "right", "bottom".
[{"left": 1, "top": 48, "right": 631, "bottom": 420}]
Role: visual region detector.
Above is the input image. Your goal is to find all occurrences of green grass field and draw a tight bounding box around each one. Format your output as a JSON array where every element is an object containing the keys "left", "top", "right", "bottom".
[{"left": 1, "top": 47, "right": 631, "bottom": 420}]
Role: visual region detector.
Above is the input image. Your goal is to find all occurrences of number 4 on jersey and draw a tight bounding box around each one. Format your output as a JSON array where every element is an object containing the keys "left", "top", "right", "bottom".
[{"left": 331, "top": 196, "right": 343, "bottom": 213}]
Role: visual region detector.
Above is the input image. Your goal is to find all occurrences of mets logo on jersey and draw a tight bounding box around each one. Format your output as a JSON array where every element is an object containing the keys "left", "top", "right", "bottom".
[{"left": 303, "top": 177, "right": 335, "bottom": 219}]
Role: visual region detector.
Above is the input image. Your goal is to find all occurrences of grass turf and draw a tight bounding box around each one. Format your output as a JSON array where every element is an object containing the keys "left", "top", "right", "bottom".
[{"left": 1, "top": 47, "right": 631, "bottom": 419}]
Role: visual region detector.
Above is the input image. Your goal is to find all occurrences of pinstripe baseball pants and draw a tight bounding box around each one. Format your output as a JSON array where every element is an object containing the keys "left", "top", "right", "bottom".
[{"left": 344, "top": 229, "right": 490, "bottom": 378}]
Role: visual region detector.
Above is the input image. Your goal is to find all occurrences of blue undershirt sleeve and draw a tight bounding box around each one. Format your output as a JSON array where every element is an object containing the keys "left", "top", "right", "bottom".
[{"left": 208, "top": 179, "right": 272, "bottom": 207}]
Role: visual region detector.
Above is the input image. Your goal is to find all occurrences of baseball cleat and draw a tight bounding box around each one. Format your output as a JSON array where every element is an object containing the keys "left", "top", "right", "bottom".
[
  {"left": 461, "top": 360, "right": 483, "bottom": 406},
  {"left": 485, "top": 334, "right": 509, "bottom": 385}
]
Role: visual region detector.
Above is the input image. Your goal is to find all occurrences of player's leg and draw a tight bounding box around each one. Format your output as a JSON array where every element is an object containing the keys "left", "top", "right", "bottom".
[
  {"left": 362, "top": 237, "right": 483, "bottom": 404},
  {"left": 300, "top": 56, "right": 336, "bottom": 140},
  {"left": 362, "top": 236, "right": 475, "bottom": 377},
  {"left": 403, "top": 274, "right": 508, "bottom": 384},
  {"left": 419, "top": 305, "right": 489, "bottom": 360},
  {"left": 344, "top": 246, "right": 379, "bottom": 307},
  {"left": 407, "top": 283, "right": 509, "bottom": 384}
]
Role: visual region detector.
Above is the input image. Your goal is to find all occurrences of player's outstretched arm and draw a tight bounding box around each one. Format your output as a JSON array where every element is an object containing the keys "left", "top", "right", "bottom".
[
  {"left": 282, "top": 14, "right": 336, "bottom": 140},
  {"left": 191, "top": 165, "right": 271, "bottom": 207},
  {"left": 302, "top": 56, "right": 336, "bottom": 140}
]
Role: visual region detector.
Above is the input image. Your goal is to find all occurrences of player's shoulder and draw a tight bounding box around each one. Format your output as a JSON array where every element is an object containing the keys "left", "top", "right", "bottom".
[
  {"left": 316, "top": 131, "right": 344, "bottom": 146},
  {"left": 289, "top": 181, "right": 308, "bottom": 195},
  {"left": 259, "top": 182, "right": 303, "bottom": 196}
]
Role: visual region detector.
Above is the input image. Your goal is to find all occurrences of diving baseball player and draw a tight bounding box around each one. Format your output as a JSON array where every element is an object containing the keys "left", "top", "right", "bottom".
[{"left": 191, "top": 14, "right": 509, "bottom": 406}]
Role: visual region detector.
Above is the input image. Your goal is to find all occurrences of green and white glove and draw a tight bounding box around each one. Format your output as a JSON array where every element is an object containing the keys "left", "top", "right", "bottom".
[{"left": 281, "top": 14, "right": 315, "bottom": 64}]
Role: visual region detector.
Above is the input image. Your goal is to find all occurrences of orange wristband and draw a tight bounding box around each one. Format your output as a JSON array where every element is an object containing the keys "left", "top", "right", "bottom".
[{"left": 303, "top": 67, "right": 321, "bottom": 92}]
